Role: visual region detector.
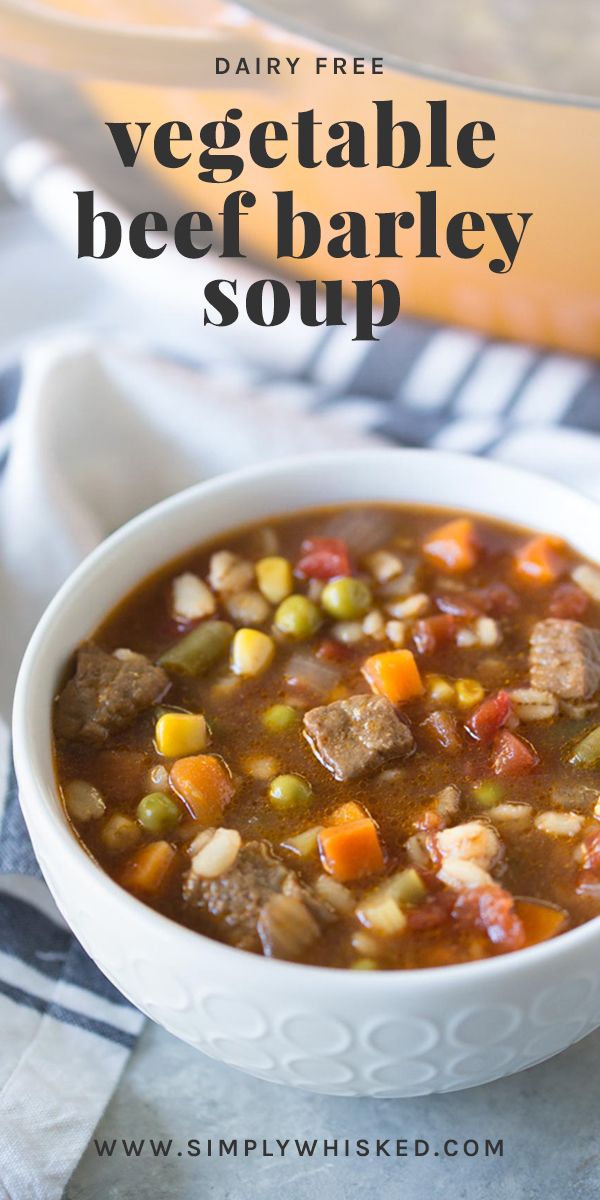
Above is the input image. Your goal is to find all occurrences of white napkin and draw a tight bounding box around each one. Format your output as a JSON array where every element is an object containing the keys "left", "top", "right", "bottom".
[{"left": 0, "top": 331, "right": 382, "bottom": 718}]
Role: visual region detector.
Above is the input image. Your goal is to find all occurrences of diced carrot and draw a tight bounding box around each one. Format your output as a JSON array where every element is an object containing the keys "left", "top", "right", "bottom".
[
  {"left": 318, "top": 818, "right": 385, "bottom": 882},
  {"left": 422, "top": 518, "right": 479, "bottom": 573},
  {"left": 169, "top": 754, "right": 235, "bottom": 824},
  {"left": 362, "top": 649, "right": 424, "bottom": 704},
  {"left": 514, "top": 898, "right": 568, "bottom": 946},
  {"left": 121, "top": 840, "right": 177, "bottom": 895},
  {"left": 328, "top": 801, "right": 366, "bottom": 825},
  {"left": 514, "top": 534, "right": 566, "bottom": 585}
]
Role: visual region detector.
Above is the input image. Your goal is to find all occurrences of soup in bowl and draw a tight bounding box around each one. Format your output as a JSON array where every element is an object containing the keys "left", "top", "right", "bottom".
[{"left": 13, "top": 450, "right": 600, "bottom": 1096}]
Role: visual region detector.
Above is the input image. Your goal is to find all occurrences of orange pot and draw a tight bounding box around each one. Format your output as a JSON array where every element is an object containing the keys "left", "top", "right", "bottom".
[{"left": 2, "top": 0, "right": 598, "bottom": 355}]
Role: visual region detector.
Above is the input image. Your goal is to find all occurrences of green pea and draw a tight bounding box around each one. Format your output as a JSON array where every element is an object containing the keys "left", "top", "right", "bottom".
[
  {"left": 262, "top": 704, "right": 300, "bottom": 733},
  {"left": 268, "top": 774, "right": 313, "bottom": 812},
  {"left": 472, "top": 781, "right": 503, "bottom": 808},
  {"left": 136, "top": 792, "right": 181, "bottom": 834},
  {"left": 321, "top": 576, "right": 372, "bottom": 620},
  {"left": 274, "top": 595, "right": 321, "bottom": 640}
]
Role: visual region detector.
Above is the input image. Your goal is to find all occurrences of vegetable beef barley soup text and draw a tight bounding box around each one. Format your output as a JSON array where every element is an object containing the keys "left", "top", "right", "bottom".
[{"left": 53, "top": 505, "right": 600, "bottom": 969}]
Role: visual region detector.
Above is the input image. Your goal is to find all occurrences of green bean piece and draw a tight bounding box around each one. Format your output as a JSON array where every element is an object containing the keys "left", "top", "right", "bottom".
[
  {"left": 262, "top": 703, "right": 300, "bottom": 733},
  {"left": 568, "top": 724, "right": 600, "bottom": 767},
  {"left": 268, "top": 774, "right": 313, "bottom": 812},
  {"left": 137, "top": 792, "right": 181, "bottom": 835},
  {"left": 158, "top": 620, "right": 234, "bottom": 676},
  {"left": 351, "top": 958, "right": 379, "bottom": 970}
]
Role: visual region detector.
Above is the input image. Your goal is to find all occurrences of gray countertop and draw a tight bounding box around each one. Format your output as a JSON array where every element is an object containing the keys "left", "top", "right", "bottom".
[{"left": 66, "top": 1021, "right": 600, "bottom": 1199}]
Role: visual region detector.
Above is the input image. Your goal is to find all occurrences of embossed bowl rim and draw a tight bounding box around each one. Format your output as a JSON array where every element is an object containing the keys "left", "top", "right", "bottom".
[{"left": 13, "top": 448, "right": 600, "bottom": 991}]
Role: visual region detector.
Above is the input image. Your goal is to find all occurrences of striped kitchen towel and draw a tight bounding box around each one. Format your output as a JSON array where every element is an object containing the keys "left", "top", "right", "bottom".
[{"left": 0, "top": 325, "right": 599, "bottom": 1200}]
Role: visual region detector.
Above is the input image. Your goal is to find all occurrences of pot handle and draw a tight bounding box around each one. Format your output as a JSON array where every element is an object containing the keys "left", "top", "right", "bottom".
[{"left": 0, "top": 0, "right": 272, "bottom": 87}]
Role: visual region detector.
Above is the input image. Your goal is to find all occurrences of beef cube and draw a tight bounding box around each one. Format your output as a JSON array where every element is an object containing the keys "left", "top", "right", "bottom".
[
  {"left": 183, "top": 840, "right": 331, "bottom": 956},
  {"left": 55, "top": 643, "right": 170, "bottom": 743},
  {"left": 303, "top": 692, "right": 414, "bottom": 781},
  {"left": 530, "top": 619, "right": 600, "bottom": 699},
  {"left": 184, "top": 841, "right": 290, "bottom": 952}
]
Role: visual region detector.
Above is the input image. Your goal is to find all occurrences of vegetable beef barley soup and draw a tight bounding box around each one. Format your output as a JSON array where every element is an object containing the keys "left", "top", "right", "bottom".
[{"left": 53, "top": 504, "right": 600, "bottom": 969}]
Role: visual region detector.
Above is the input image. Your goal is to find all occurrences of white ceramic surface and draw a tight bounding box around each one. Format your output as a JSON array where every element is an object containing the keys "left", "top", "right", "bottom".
[{"left": 12, "top": 449, "right": 600, "bottom": 1098}]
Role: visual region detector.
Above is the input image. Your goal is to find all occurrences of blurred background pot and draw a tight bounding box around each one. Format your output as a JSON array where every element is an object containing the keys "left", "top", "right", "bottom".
[{"left": 1, "top": 0, "right": 598, "bottom": 356}]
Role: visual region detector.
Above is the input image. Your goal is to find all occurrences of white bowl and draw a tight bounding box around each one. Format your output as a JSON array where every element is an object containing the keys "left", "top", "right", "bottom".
[{"left": 13, "top": 449, "right": 600, "bottom": 1098}]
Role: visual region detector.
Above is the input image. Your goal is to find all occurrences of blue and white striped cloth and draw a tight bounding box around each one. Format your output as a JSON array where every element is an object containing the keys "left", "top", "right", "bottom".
[{"left": 0, "top": 324, "right": 599, "bottom": 1199}]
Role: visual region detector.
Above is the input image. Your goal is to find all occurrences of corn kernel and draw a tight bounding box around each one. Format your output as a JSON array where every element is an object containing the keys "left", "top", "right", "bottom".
[
  {"left": 425, "top": 674, "right": 456, "bottom": 705},
  {"left": 256, "top": 556, "right": 294, "bottom": 604},
  {"left": 155, "top": 712, "right": 209, "bottom": 758},
  {"left": 357, "top": 896, "right": 407, "bottom": 937},
  {"left": 455, "top": 678, "right": 485, "bottom": 709},
  {"left": 231, "top": 628, "right": 275, "bottom": 677},
  {"left": 351, "top": 930, "right": 384, "bottom": 957}
]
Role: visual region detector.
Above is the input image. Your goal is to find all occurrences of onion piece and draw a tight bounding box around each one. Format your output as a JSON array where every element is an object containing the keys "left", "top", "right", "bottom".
[
  {"left": 284, "top": 651, "right": 341, "bottom": 696},
  {"left": 318, "top": 509, "right": 396, "bottom": 557}
]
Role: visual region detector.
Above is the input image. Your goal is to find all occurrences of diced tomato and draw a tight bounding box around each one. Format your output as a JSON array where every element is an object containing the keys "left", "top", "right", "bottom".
[
  {"left": 296, "top": 537, "right": 351, "bottom": 580},
  {"left": 436, "top": 582, "right": 518, "bottom": 618},
  {"left": 415, "top": 809, "right": 443, "bottom": 833},
  {"left": 491, "top": 730, "right": 540, "bottom": 776},
  {"left": 581, "top": 827, "right": 600, "bottom": 874},
  {"left": 420, "top": 710, "right": 462, "bottom": 754},
  {"left": 465, "top": 690, "right": 511, "bottom": 744},
  {"left": 412, "top": 614, "right": 458, "bottom": 655},
  {"left": 424, "top": 832, "right": 443, "bottom": 867},
  {"left": 479, "top": 582, "right": 520, "bottom": 615},
  {"left": 316, "top": 638, "right": 352, "bottom": 663},
  {"left": 407, "top": 892, "right": 454, "bottom": 931},
  {"left": 452, "top": 885, "right": 526, "bottom": 950},
  {"left": 548, "top": 581, "right": 589, "bottom": 620}
]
